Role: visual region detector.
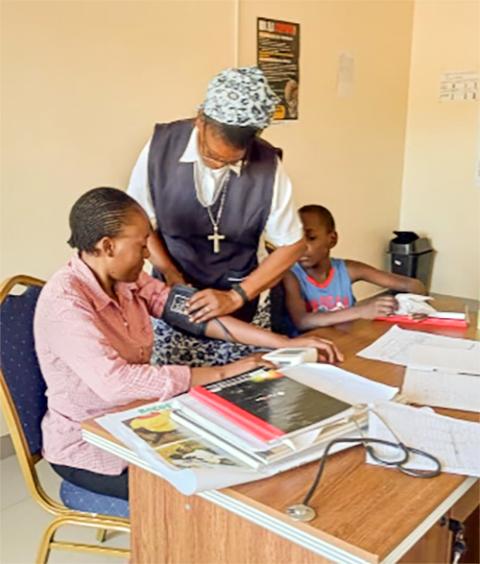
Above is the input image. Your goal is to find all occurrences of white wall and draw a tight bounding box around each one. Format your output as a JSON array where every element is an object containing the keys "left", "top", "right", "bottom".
[
  {"left": 1, "top": 0, "right": 415, "bottom": 436},
  {"left": 400, "top": 0, "right": 480, "bottom": 299},
  {"left": 1, "top": 0, "right": 414, "bottom": 288},
  {"left": 239, "top": 1, "right": 414, "bottom": 295},
  {"left": 1, "top": 1, "right": 237, "bottom": 283}
]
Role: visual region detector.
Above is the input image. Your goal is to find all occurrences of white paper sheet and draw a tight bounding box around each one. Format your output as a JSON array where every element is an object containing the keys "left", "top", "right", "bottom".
[
  {"left": 281, "top": 363, "right": 399, "bottom": 406},
  {"left": 402, "top": 367, "right": 480, "bottom": 412},
  {"left": 336, "top": 52, "right": 354, "bottom": 97},
  {"left": 407, "top": 343, "right": 480, "bottom": 374},
  {"left": 366, "top": 402, "right": 480, "bottom": 477},
  {"left": 357, "top": 325, "right": 479, "bottom": 369}
]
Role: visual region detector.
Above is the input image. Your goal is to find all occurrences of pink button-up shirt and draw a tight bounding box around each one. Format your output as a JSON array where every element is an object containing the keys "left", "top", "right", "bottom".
[{"left": 34, "top": 255, "right": 191, "bottom": 475}]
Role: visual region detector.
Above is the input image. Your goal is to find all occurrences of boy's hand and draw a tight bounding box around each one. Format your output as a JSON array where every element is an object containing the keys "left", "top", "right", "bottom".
[
  {"left": 359, "top": 296, "right": 398, "bottom": 319},
  {"left": 408, "top": 278, "right": 427, "bottom": 295}
]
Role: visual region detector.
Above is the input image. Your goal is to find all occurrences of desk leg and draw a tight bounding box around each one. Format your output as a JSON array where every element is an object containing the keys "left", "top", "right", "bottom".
[{"left": 129, "top": 466, "right": 329, "bottom": 564}]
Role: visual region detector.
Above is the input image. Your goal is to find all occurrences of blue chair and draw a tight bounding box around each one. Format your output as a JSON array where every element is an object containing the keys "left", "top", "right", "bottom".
[{"left": 0, "top": 275, "right": 130, "bottom": 563}]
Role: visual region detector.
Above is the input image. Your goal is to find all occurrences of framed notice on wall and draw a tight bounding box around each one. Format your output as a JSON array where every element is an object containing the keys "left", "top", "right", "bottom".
[{"left": 257, "top": 18, "right": 300, "bottom": 121}]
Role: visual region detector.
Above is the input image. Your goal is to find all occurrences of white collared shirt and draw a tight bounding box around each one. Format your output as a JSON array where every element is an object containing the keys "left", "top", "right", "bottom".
[{"left": 127, "top": 126, "right": 302, "bottom": 247}]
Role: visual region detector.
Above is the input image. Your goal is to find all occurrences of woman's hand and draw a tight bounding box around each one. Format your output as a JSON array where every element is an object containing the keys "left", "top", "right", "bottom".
[
  {"left": 190, "top": 353, "right": 275, "bottom": 387},
  {"left": 222, "top": 353, "right": 275, "bottom": 379},
  {"left": 288, "top": 336, "right": 344, "bottom": 364},
  {"left": 188, "top": 288, "right": 243, "bottom": 322}
]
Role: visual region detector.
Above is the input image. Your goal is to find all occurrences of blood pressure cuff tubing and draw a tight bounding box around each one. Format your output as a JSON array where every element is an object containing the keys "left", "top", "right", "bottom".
[{"left": 162, "top": 284, "right": 207, "bottom": 337}]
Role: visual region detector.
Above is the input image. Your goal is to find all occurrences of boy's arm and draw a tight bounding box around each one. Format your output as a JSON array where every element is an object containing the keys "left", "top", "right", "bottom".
[
  {"left": 346, "top": 260, "right": 426, "bottom": 294},
  {"left": 283, "top": 272, "right": 365, "bottom": 329},
  {"left": 283, "top": 272, "right": 398, "bottom": 330}
]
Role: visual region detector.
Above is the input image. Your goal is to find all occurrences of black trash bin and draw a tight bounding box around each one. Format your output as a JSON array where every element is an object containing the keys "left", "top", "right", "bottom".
[{"left": 388, "top": 231, "right": 434, "bottom": 291}]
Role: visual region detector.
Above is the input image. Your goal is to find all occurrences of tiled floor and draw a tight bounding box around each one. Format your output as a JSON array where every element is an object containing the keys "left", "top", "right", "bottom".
[{"left": 0, "top": 455, "right": 129, "bottom": 564}]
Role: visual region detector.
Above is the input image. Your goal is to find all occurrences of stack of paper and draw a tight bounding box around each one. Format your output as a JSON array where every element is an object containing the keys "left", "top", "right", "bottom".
[
  {"left": 402, "top": 368, "right": 480, "bottom": 413},
  {"left": 358, "top": 325, "right": 480, "bottom": 412},
  {"left": 94, "top": 365, "right": 399, "bottom": 494},
  {"left": 367, "top": 402, "right": 480, "bottom": 477},
  {"left": 172, "top": 364, "right": 399, "bottom": 469}
]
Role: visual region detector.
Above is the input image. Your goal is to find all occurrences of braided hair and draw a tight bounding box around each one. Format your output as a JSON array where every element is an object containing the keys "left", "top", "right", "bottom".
[{"left": 67, "top": 187, "right": 142, "bottom": 253}]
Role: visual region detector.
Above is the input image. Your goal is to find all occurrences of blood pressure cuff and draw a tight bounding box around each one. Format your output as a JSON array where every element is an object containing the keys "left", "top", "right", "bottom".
[{"left": 162, "top": 284, "right": 207, "bottom": 337}]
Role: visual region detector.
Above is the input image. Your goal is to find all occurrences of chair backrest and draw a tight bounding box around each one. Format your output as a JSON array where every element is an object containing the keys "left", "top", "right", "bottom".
[
  {"left": 0, "top": 276, "right": 131, "bottom": 524},
  {"left": 0, "top": 276, "right": 46, "bottom": 457}
]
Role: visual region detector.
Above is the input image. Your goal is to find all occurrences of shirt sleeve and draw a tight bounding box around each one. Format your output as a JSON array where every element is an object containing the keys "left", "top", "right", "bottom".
[
  {"left": 263, "top": 157, "right": 303, "bottom": 247},
  {"left": 127, "top": 138, "right": 157, "bottom": 226},
  {"left": 40, "top": 294, "right": 190, "bottom": 406}
]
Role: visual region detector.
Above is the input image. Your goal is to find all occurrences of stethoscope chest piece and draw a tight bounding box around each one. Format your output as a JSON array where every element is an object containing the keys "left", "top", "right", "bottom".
[{"left": 285, "top": 504, "right": 317, "bottom": 522}]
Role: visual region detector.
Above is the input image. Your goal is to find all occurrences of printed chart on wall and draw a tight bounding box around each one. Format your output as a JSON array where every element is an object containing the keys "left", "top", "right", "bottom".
[{"left": 257, "top": 18, "right": 300, "bottom": 121}]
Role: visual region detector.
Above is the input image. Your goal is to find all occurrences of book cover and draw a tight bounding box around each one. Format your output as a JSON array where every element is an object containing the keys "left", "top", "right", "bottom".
[
  {"left": 189, "top": 368, "right": 351, "bottom": 442},
  {"left": 122, "top": 406, "right": 239, "bottom": 470}
]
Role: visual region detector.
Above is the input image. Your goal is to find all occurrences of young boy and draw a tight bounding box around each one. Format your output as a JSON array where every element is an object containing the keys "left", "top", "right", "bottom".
[{"left": 283, "top": 205, "right": 426, "bottom": 332}]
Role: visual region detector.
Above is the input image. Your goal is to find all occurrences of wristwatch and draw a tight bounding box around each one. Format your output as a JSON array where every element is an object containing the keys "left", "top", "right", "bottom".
[{"left": 231, "top": 283, "right": 249, "bottom": 305}]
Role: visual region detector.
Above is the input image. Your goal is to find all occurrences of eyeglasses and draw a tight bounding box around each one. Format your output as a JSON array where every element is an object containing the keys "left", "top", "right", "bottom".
[{"left": 199, "top": 124, "right": 246, "bottom": 168}]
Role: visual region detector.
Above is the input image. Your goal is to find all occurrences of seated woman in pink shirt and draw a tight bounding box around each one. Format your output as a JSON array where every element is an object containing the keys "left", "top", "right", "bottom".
[{"left": 34, "top": 187, "right": 342, "bottom": 501}]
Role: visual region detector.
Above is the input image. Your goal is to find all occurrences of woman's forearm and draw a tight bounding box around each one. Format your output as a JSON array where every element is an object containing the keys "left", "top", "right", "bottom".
[
  {"left": 205, "top": 315, "right": 289, "bottom": 348},
  {"left": 240, "top": 239, "right": 305, "bottom": 300}
]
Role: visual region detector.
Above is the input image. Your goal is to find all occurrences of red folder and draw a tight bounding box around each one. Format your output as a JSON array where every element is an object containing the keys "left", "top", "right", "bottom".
[
  {"left": 189, "top": 385, "right": 285, "bottom": 442},
  {"left": 375, "top": 315, "right": 468, "bottom": 328}
]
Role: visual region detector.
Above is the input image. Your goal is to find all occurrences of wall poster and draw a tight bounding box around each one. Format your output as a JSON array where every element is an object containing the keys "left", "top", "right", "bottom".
[{"left": 257, "top": 18, "right": 300, "bottom": 121}]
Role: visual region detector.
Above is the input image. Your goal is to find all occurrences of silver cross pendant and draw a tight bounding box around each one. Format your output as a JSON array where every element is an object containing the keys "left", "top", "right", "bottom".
[{"left": 207, "top": 226, "right": 226, "bottom": 254}]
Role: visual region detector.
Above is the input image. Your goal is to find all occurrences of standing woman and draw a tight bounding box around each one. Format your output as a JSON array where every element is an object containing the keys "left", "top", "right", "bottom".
[
  {"left": 127, "top": 66, "right": 305, "bottom": 324},
  {"left": 34, "top": 188, "right": 341, "bottom": 501}
]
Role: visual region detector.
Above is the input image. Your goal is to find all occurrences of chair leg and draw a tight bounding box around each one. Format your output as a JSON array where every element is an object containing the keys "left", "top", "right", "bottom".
[
  {"left": 36, "top": 517, "right": 64, "bottom": 564},
  {"left": 96, "top": 528, "right": 107, "bottom": 543}
]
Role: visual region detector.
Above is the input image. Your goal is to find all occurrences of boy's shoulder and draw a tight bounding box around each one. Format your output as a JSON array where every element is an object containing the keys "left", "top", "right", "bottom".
[{"left": 290, "top": 262, "right": 305, "bottom": 275}]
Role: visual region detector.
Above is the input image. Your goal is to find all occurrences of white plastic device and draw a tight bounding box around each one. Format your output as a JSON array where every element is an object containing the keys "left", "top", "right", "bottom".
[{"left": 262, "top": 347, "right": 318, "bottom": 368}]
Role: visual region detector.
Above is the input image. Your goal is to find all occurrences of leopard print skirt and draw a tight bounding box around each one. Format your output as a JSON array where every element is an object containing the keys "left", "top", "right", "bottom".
[{"left": 151, "top": 296, "right": 271, "bottom": 368}]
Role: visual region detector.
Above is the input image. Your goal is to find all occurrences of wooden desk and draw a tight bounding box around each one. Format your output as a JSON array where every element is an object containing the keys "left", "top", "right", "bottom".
[{"left": 83, "top": 296, "right": 479, "bottom": 564}]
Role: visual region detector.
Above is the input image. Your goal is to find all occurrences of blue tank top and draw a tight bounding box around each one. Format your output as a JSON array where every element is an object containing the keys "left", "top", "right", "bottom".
[{"left": 291, "top": 259, "right": 355, "bottom": 312}]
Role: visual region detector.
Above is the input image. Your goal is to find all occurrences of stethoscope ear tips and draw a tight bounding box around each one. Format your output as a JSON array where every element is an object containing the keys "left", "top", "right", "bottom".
[{"left": 285, "top": 503, "right": 317, "bottom": 522}]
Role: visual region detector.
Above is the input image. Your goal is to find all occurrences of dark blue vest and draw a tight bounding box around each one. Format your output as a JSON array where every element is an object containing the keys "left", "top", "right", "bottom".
[{"left": 148, "top": 119, "right": 277, "bottom": 290}]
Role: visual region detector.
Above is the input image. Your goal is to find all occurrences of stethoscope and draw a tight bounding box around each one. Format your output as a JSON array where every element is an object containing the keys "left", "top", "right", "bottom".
[{"left": 285, "top": 406, "right": 442, "bottom": 522}]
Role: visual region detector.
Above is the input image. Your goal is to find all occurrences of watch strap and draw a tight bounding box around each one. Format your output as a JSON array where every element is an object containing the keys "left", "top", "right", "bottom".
[{"left": 231, "top": 283, "right": 249, "bottom": 305}]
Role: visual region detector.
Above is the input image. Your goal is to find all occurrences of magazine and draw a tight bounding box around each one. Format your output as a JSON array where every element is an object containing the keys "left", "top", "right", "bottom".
[
  {"left": 92, "top": 365, "right": 400, "bottom": 494},
  {"left": 120, "top": 405, "right": 238, "bottom": 470}
]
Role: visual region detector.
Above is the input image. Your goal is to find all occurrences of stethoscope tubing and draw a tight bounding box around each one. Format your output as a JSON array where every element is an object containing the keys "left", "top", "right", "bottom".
[{"left": 301, "top": 437, "right": 441, "bottom": 506}]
